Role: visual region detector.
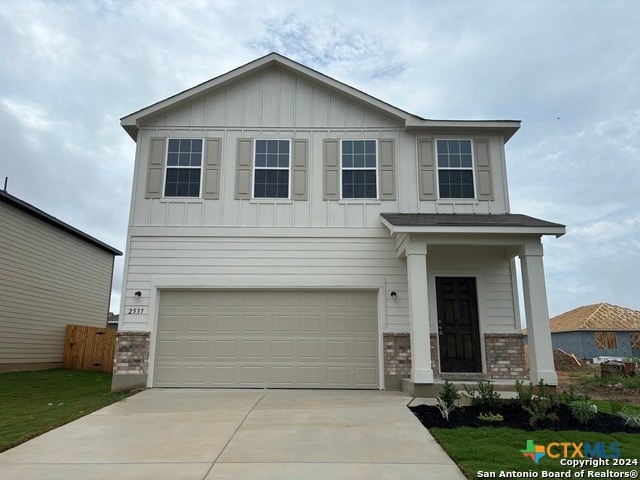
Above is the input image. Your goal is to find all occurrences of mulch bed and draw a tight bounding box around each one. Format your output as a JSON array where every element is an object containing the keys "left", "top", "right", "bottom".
[{"left": 410, "top": 402, "right": 640, "bottom": 434}]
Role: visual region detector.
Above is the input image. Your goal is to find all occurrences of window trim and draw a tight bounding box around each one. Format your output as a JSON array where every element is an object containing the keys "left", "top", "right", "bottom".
[
  {"left": 339, "top": 139, "right": 379, "bottom": 200},
  {"left": 162, "top": 138, "right": 205, "bottom": 198},
  {"left": 435, "top": 138, "right": 476, "bottom": 200},
  {"left": 251, "top": 138, "right": 292, "bottom": 200}
]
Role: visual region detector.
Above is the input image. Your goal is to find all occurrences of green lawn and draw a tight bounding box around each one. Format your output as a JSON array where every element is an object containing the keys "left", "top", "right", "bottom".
[
  {"left": 0, "top": 369, "right": 137, "bottom": 452},
  {"left": 430, "top": 427, "right": 640, "bottom": 480}
]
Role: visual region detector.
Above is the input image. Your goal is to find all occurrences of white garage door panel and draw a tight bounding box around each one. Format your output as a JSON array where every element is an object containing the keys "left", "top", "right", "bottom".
[{"left": 153, "top": 290, "right": 379, "bottom": 389}]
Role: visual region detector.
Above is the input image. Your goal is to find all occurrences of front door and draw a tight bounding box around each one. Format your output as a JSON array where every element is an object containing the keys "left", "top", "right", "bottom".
[{"left": 436, "top": 277, "right": 482, "bottom": 373}]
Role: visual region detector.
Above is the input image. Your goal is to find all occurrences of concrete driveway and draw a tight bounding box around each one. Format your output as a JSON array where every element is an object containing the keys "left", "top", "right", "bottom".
[{"left": 0, "top": 389, "right": 465, "bottom": 480}]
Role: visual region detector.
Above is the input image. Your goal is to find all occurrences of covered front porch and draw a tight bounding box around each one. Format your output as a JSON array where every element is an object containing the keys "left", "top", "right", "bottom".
[{"left": 380, "top": 213, "right": 566, "bottom": 392}]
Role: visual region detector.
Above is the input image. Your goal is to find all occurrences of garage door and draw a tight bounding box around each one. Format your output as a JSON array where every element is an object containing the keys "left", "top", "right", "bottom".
[{"left": 153, "top": 290, "right": 379, "bottom": 388}]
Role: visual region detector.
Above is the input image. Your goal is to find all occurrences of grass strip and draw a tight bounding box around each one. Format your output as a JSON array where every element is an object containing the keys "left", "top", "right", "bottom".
[
  {"left": 430, "top": 427, "right": 639, "bottom": 479},
  {"left": 0, "top": 368, "right": 137, "bottom": 452}
]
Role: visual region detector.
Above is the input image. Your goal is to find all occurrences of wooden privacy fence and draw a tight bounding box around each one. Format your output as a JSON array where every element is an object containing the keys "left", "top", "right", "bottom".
[{"left": 62, "top": 324, "right": 116, "bottom": 372}]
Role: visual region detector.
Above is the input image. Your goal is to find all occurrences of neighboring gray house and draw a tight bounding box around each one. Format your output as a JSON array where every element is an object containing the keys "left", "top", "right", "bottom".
[
  {"left": 524, "top": 303, "right": 640, "bottom": 361},
  {"left": 0, "top": 189, "right": 122, "bottom": 372},
  {"left": 113, "top": 53, "right": 565, "bottom": 392}
]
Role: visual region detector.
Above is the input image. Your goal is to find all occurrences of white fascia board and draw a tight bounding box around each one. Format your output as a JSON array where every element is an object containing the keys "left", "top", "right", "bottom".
[
  {"left": 405, "top": 119, "right": 521, "bottom": 142},
  {"left": 120, "top": 54, "right": 280, "bottom": 136},
  {"left": 380, "top": 216, "right": 396, "bottom": 235},
  {"left": 383, "top": 224, "right": 566, "bottom": 238}
]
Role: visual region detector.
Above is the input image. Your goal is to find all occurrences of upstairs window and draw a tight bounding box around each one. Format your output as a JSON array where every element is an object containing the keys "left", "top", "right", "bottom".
[
  {"left": 164, "top": 139, "right": 203, "bottom": 197},
  {"left": 437, "top": 139, "right": 475, "bottom": 199},
  {"left": 341, "top": 140, "right": 377, "bottom": 199},
  {"left": 254, "top": 140, "right": 290, "bottom": 198}
]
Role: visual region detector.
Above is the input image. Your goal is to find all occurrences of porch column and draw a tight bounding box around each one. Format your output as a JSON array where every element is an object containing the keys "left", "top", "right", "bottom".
[
  {"left": 519, "top": 243, "right": 557, "bottom": 385},
  {"left": 406, "top": 242, "right": 434, "bottom": 383}
]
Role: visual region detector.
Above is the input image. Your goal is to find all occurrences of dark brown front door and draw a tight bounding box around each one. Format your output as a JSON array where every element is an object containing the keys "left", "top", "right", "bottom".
[{"left": 436, "top": 277, "right": 482, "bottom": 373}]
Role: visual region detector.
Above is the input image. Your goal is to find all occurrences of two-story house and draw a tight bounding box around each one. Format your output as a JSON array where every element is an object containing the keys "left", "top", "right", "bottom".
[{"left": 112, "top": 53, "right": 565, "bottom": 393}]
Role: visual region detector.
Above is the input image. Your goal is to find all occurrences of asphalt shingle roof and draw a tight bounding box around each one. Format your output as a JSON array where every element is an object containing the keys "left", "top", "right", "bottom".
[{"left": 380, "top": 213, "right": 565, "bottom": 229}]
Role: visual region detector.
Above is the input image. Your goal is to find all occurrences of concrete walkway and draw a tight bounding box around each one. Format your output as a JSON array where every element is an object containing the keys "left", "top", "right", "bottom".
[{"left": 0, "top": 389, "right": 466, "bottom": 479}]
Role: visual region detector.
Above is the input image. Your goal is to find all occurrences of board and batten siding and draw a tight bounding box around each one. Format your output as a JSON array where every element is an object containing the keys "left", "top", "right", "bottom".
[
  {"left": 0, "top": 202, "right": 113, "bottom": 367},
  {"left": 143, "top": 68, "right": 403, "bottom": 131}
]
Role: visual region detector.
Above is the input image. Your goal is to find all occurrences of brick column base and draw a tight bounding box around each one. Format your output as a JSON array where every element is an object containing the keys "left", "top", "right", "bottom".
[
  {"left": 383, "top": 333, "right": 411, "bottom": 390},
  {"left": 111, "top": 331, "right": 150, "bottom": 392},
  {"left": 484, "top": 333, "right": 529, "bottom": 380},
  {"left": 430, "top": 333, "right": 441, "bottom": 379}
]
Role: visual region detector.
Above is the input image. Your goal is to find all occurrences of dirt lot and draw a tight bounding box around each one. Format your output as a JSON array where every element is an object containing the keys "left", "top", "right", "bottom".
[{"left": 556, "top": 364, "right": 640, "bottom": 406}]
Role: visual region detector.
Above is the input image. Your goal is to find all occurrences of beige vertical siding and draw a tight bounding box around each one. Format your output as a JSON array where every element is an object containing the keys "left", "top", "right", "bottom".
[{"left": 0, "top": 202, "right": 114, "bottom": 366}]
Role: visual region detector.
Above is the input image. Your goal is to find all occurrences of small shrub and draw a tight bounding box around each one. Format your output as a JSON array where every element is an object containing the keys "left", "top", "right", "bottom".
[
  {"left": 569, "top": 400, "right": 597, "bottom": 424},
  {"left": 515, "top": 379, "right": 535, "bottom": 410},
  {"left": 435, "top": 397, "right": 457, "bottom": 421},
  {"left": 438, "top": 381, "right": 460, "bottom": 409},
  {"left": 464, "top": 380, "right": 501, "bottom": 411},
  {"left": 535, "top": 379, "right": 555, "bottom": 403},
  {"left": 557, "top": 385, "right": 590, "bottom": 405},
  {"left": 515, "top": 379, "right": 558, "bottom": 427},
  {"left": 435, "top": 381, "right": 460, "bottom": 421},
  {"left": 478, "top": 412, "right": 504, "bottom": 423},
  {"left": 526, "top": 397, "right": 558, "bottom": 427}
]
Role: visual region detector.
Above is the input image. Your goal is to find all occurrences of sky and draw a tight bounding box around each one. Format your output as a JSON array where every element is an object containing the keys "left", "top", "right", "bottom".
[{"left": 0, "top": 0, "right": 638, "bottom": 320}]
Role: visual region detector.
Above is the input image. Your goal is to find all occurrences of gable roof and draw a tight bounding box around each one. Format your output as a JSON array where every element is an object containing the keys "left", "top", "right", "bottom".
[
  {"left": 121, "top": 52, "right": 521, "bottom": 142},
  {"left": 550, "top": 303, "right": 640, "bottom": 332},
  {"left": 0, "top": 189, "right": 122, "bottom": 256},
  {"left": 524, "top": 303, "right": 640, "bottom": 334}
]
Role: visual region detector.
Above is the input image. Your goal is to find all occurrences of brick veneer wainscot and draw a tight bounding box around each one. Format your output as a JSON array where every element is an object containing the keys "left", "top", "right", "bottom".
[
  {"left": 385, "top": 332, "right": 528, "bottom": 385},
  {"left": 484, "top": 333, "right": 529, "bottom": 379},
  {"left": 113, "top": 331, "right": 150, "bottom": 375},
  {"left": 383, "top": 333, "right": 411, "bottom": 377}
]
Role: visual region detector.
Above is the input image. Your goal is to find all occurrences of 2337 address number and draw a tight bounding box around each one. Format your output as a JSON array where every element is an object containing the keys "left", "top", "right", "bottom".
[{"left": 127, "top": 308, "right": 144, "bottom": 315}]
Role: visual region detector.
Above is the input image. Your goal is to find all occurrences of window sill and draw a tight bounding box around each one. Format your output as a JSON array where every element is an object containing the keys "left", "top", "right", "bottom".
[
  {"left": 436, "top": 199, "right": 479, "bottom": 204},
  {"left": 338, "top": 199, "right": 381, "bottom": 205},
  {"left": 159, "top": 198, "right": 205, "bottom": 203},
  {"left": 249, "top": 199, "right": 294, "bottom": 205}
]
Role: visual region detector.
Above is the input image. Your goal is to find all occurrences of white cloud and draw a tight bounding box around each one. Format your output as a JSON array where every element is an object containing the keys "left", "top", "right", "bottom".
[
  {"left": 2, "top": 98, "right": 53, "bottom": 130},
  {"left": 249, "top": 14, "right": 407, "bottom": 82}
]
